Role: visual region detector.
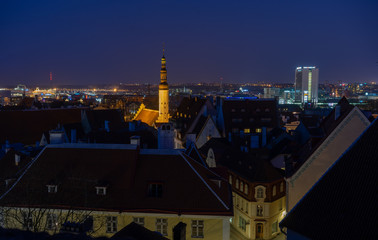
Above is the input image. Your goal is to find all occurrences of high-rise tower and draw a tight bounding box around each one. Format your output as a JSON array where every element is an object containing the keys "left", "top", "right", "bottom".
[
  {"left": 295, "top": 66, "right": 319, "bottom": 106},
  {"left": 156, "top": 50, "right": 169, "bottom": 123}
]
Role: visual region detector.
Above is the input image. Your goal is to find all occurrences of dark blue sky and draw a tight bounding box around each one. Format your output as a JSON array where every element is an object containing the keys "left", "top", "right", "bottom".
[{"left": 1, "top": 0, "right": 377, "bottom": 86}]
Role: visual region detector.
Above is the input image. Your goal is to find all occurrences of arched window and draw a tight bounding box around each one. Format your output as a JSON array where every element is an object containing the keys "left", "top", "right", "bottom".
[
  {"left": 206, "top": 149, "right": 216, "bottom": 168},
  {"left": 257, "top": 188, "right": 264, "bottom": 198},
  {"left": 273, "top": 186, "right": 276, "bottom": 196},
  {"left": 240, "top": 181, "right": 244, "bottom": 191},
  {"left": 236, "top": 179, "right": 239, "bottom": 189},
  {"left": 244, "top": 184, "right": 249, "bottom": 195}
]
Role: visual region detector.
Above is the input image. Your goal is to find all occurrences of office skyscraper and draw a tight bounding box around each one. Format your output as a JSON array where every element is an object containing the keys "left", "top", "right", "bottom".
[{"left": 295, "top": 66, "right": 319, "bottom": 106}]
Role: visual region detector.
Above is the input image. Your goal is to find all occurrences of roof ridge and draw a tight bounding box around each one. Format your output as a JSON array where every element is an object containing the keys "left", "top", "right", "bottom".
[{"left": 179, "top": 152, "right": 230, "bottom": 210}]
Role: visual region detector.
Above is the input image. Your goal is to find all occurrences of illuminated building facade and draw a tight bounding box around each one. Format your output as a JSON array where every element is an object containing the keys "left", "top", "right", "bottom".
[
  {"left": 156, "top": 51, "right": 170, "bottom": 123},
  {"left": 294, "top": 66, "right": 319, "bottom": 106}
]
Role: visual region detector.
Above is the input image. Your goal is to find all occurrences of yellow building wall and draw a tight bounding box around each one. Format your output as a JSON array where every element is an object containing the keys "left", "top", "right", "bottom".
[
  {"left": 231, "top": 194, "right": 286, "bottom": 240},
  {"left": 1, "top": 208, "right": 229, "bottom": 240}
]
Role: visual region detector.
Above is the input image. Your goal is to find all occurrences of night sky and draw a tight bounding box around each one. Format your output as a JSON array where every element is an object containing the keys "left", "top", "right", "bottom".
[{"left": 1, "top": 0, "right": 378, "bottom": 86}]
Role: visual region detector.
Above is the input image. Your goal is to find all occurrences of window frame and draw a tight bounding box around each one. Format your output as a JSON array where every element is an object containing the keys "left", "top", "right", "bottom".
[
  {"left": 156, "top": 218, "right": 168, "bottom": 236},
  {"left": 106, "top": 216, "right": 117, "bottom": 233},
  {"left": 133, "top": 217, "right": 145, "bottom": 227},
  {"left": 191, "top": 220, "right": 204, "bottom": 238}
]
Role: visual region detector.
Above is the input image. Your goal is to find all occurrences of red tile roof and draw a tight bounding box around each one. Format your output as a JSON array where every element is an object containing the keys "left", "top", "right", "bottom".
[
  {"left": 0, "top": 144, "right": 232, "bottom": 216},
  {"left": 0, "top": 108, "right": 85, "bottom": 145}
]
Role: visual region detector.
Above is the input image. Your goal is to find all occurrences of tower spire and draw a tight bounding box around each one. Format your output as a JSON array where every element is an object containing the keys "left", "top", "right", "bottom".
[{"left": 157, "top": 46, "right": 169, "bottom": 123}]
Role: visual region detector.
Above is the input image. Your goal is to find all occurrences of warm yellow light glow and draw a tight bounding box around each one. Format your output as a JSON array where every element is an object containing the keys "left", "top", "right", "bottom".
[
  {"left": 244, "top": 128, "right": 250, "bottom": 134},
  {"left": 113, "top": 88, "right": 117, "bottom": 92},
  {"left": 256, "top": 128, "right": 262, "bottom": 133}
]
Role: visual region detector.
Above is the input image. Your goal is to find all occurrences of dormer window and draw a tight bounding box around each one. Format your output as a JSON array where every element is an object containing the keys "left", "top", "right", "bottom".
[
  {"left": 255, "top": 185, "right": 266, "bottom": 200},
  {"left": 148, "top": 183, "right": 163, "bottom": 197},
  {"left": 47, "top": 185, "right": 57, "bottom": 193},
  {"left": 96, "top": 187, "right": 107, "bottom": 195}
]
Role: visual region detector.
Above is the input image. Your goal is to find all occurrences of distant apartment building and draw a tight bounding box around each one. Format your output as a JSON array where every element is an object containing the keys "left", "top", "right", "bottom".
[{"left": 294, "top": 66, "right": 319, "bottom": 106}]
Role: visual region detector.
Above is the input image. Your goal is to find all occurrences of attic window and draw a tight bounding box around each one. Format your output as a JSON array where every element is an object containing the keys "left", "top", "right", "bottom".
[
  {"left": 148, "top": 183, "right": 163, "bottom": 197},
  {"left": 96, "top": 187, "right": 107, "bottom": 195},
  {"left": 47, "top": 185, "right": 57, "bottom": 193}
]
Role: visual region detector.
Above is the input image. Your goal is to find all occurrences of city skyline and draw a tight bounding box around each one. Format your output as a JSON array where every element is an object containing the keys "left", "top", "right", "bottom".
[{"left": 1, "top": 0, "right": 377, "bottom": 86}]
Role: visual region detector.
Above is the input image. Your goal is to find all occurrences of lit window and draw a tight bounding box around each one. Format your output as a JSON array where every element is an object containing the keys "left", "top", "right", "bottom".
[
  {"left": 238, "top": 216, "right": 247, "bottom": 231},
  {"left": 257, "top": 205, "right": 263, "bottom": 216},
  {"left": 235, "top": 179, "right": 239, "bottom": 189},
  {"left": 244, "top": 128, "right": 250, "bottom": 134},
  {"left": 96, "top": 187, "right": 107, "bottom": 195},
  {"left": 244, "top": 184, "right": 249, "bottom": 195},
  {"left": 156, "top": 218, "right": 168, "bottom": 236},
  {"left": 192, "top": 220, "right": 204, "bottom": 238},
  {"left": 148, "top": 183, "right": 163, "bottom": 197},
  {"left": 133, "top": 217, "right": 144, "bottom": 227},
  {"left": 47, "top": 185, "right": 57, "bottom": 193},
  {"left": 273, "top": 186, "right": 276, "bottom": 196},
  {"left": 46, "top": 214, "right": 57, "bottom": 230},
  {"left": 106, "top": 216, "right": 117, "bottom": 233},
  {"left": 256, "top": 128, "right": 262, "bottom": 133}
]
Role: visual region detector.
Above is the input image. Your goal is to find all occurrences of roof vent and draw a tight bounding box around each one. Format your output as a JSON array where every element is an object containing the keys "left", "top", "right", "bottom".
[{"left": 15, "top": 154, "right": 21, "bottom": 166}]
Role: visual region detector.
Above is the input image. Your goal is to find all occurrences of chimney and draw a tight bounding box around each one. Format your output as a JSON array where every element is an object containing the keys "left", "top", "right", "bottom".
[
  {"left": 173, "top": 222, "right": 187, "bottom": 240},
  {"left": 250, "top": 134, "right": 259, "bottom": 148},
  {"left": 129, "top": 121, "right": 136, "bottom": 132},
  {"left": 130, "top": 136, "right": 141, "bottom": 146},
  {"left": 5, "top": 140, "right": 10, "bottom": 153},
  {"left": 15, "top": 154, "right": 20, "bottom": 166},
  {"left": 104, "top": 120, "right": 110, "bottom": 132},
  {"left": 335, "top": 105, "right": 341, "bottom": 120},
  {"left": 261, "top": 127, "right": 267, "bottom": 147},
  {"left": 71, "top": 129, "right": 77, "bottom": 143}
]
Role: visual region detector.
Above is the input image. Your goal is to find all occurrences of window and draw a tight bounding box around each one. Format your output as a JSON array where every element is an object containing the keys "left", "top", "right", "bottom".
[
  {"left": 238, "top": 216, "right": 246, "bottom": 231},
  {"left": 47, "top": 185, "right": 57, "bottom": 193},
  {"left": 257, "top": 205, "right": 263, "bottom": 217},
  {"left": 192, "top": 220, "right": 204, "bottom": 238},
  {"left": 256, "top": 128, "right": 262, "bottom": 133},
  {"left": 280, "top": 182, "right": 284, "bottom": 192},
  {"left": 156, "top": 218, "right": 168, "bottom": 236},
  {"left": 272, "top": 221, "right": 278, "bottom": 234},
  {"left": 257, "top": 188, "right": 264, "bottom": 198},
  {"left": 240, "top": 181, "right": 244, "bottom": 192},
  {"left": 106, "top": 216, "right": 117, "bottom": 233},
  {"left": 244, "top": 128, "right": 250, "bottom": 134},
  {"left": 235, "top": 179, "right": 239, "bottom": 189},
  {"left": 228, "top": 175, "right": 232, "bottom": 185},
  {"left": 46, "top": 213, "right": 57, "bottom": 230},
  {"left": 23, "top": 214, "right": 33, "bottom": 230},
  {"left": 244, "top": 184, "right": 249, "bottom": 195},
  {"left": 96, "top": 187, "right": 107, "bottom": 195},
  {"left": 133, "top": 217, "right": 144, "bottom": 227},
  {"left": 148, "top": 183, "right": 163, "bottom": 197},
  {"left": 273, "top": 186, "right": 276, "bottom": 196}
]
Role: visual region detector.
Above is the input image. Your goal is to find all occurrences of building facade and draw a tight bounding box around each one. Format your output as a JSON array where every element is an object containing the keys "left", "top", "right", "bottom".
[{"left": 294, "top": 66, "right": 319, "bottom": 106}]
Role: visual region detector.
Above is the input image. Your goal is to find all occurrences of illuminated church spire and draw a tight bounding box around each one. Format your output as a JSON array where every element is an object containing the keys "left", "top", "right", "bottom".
[{"left": 157, "top": 47, "right": 169, "bottom": 123}]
